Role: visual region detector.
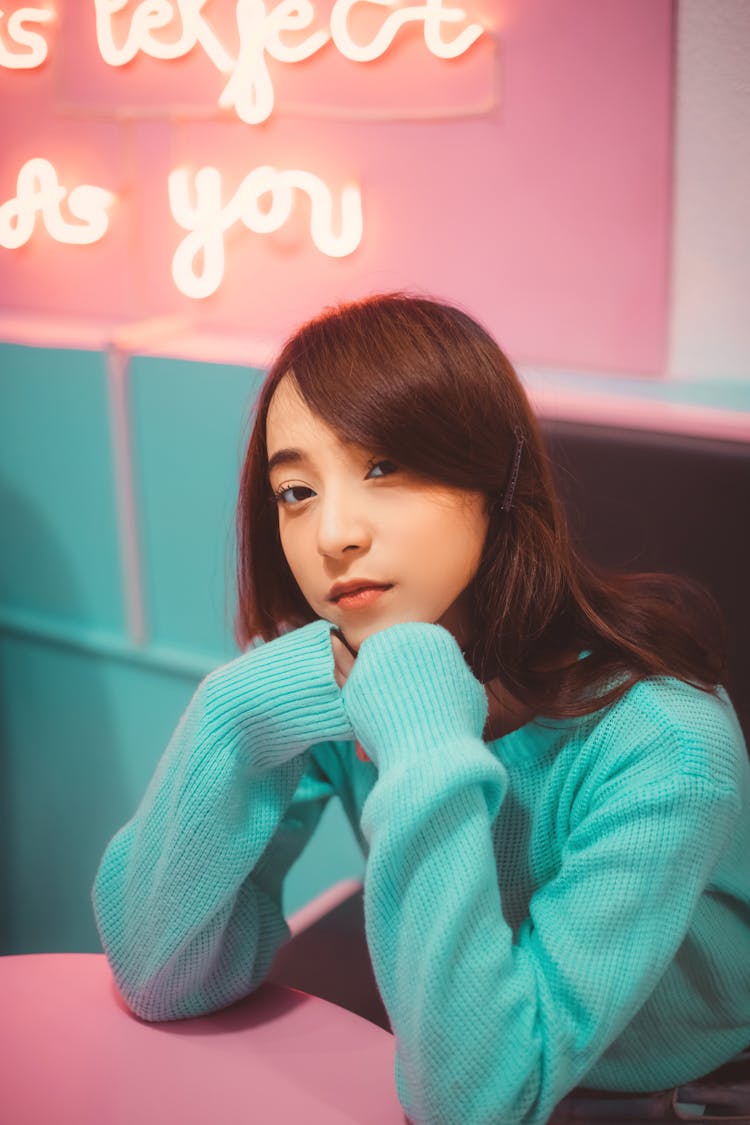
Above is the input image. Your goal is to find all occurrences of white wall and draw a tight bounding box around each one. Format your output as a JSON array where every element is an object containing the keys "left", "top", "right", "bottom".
[{"left": 669, "top": 0, "right": 750, "bottom": 380}]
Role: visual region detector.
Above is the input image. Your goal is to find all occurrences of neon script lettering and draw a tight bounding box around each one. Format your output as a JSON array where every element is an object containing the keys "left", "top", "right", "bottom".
[
  {"left": 0, "top": 158, "right": 114, "bottom": 248},
  {"left": 95, "top": 0, "right": 484, "bottom": 124},
  {"left": 0, "top": 6, "right": 54, "bottom": 68},
  {"left": 169, "top": 164, "right": 363, "bottom": 298}
]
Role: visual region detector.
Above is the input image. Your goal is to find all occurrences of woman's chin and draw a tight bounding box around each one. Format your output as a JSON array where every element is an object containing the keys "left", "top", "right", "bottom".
[
  {"left": 328, "top": 612, "right": 401, "bottom": 651},
  {"left": 336, "top": 620, "right": 385, "bottom": 651},
  {"left": 334, "top": 610, "right": 434, "bottom": 652}
]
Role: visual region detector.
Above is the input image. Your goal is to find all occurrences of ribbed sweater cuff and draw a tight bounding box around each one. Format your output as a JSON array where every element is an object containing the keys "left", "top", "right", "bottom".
[
  {"left": 341, "top": 622, "right": 488, "bottom": 772},
  {"left": 202, "top": 619, "right": 354, "bottom": 770}
]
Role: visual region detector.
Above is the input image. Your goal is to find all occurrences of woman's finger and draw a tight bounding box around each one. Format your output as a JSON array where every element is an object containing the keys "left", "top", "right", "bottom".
[{"left": 330, "top": 630, "right": 357, "bottom": 688}]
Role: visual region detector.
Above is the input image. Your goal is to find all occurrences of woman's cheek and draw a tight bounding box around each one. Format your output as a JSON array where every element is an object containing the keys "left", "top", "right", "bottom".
[{"left": 281, "top": 539, "right": 319, "bottom": 611}]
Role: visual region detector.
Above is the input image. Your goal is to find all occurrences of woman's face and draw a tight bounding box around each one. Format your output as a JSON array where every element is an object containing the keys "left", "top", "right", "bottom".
[{"left": 265, "top": 375, "right": 490, "bottom": 651}]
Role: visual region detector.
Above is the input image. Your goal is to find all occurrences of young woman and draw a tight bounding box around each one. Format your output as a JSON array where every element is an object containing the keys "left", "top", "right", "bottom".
[{"left": 93, "top": 294, "right": 750, "bottom": 1124}]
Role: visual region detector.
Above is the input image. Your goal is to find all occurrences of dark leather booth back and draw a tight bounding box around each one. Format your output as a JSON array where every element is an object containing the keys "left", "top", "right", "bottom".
[{"left": 540, "top": 420, "right": 750, "bottom": 747}]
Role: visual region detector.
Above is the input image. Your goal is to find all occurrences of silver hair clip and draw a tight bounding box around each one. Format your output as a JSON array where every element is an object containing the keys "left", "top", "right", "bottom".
[{"left": 500, "top": 429, "right": 525, "bottom": 512}]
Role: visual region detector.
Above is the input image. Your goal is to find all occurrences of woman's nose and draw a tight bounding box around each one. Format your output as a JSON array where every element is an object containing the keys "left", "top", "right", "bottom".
[{"left": 316, "top": 490, "right": 371, "bottom": 557}]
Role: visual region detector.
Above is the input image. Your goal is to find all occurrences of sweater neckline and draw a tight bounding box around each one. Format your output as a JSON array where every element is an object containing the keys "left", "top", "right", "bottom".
[
  {"left": 486, "top": 648, "right": 592, "bottom": 762},
  {"left": 487, "top": 714, "right": 577, "bottom": 764}
]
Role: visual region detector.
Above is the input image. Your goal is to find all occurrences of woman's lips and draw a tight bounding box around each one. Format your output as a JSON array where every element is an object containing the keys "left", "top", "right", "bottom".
[{"left": 334, "top": 585, "right": 393, "bottom": 610}]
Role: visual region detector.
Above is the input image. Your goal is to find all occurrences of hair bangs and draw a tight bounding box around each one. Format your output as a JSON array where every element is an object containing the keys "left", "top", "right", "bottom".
[{"left": 281, "top": 295, "right": 514, "bottom": 490}]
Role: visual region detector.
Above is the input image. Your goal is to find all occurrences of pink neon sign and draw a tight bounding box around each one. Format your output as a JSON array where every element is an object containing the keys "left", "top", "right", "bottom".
[
  {"left": 0, "top": 1, "right": 673, "bottom": 374},
  {"left": 1, "top": 3, "right": 489, "bottom": 295}
]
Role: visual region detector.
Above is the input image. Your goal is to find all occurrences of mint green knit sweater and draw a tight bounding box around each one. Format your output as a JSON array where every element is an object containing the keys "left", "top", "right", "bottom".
[{"left": 92, "top": 620, "right": 750, "bottom": 1125}]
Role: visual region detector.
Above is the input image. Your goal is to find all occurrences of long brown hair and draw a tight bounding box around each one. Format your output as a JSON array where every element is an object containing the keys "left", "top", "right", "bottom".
[{"left": 235, "top": 293, "right": 726, "bottom": 718}]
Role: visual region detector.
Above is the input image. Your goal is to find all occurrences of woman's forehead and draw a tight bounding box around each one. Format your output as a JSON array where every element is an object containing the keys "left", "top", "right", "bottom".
[
  {"left": 266, "top": 375, "right": 349, "bottom": 466},
  {"left": 266, "top": 373, "right": 309, "bottom": 432}
]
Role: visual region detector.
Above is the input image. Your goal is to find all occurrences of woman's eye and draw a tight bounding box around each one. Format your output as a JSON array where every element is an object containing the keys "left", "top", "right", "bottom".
[
  {"left": 367, "top": 459, "right": 399, "bottom": 479},
  {"left": 274, "top": 484, "right": 315, "bottom": 506}
]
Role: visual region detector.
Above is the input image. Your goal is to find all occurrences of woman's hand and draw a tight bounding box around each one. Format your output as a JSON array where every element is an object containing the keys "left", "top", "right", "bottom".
[
  {"left": 330, "top": 628, "right": 372, "bottom": 762},
  {"left": 330, "top": 628, "right": 358, "bottom": 689}
]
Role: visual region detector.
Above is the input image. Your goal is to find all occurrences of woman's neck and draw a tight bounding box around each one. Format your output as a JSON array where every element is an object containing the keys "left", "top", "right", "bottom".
[
  {"left": 480, "top": 644, "right": 584, "bottom": 741},
  {"left": 482, "top": 677, "right": 536, "bottom": 741}
]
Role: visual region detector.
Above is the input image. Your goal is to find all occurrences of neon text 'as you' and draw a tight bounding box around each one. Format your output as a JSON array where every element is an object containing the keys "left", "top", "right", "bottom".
[
  {"left": 0, "top": 158, "right": 114, "bottom": 248},
  {"left": 169, "top": 164, "right": 363, "bottom": 298}
]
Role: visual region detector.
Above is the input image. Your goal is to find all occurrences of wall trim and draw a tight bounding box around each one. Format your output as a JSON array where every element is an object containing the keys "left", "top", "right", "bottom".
[{"left": 0, "top": 608, "right": 229, "bottom": 681}]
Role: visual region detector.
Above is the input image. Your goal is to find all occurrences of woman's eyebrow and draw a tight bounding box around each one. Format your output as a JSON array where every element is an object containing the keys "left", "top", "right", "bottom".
[{"left": 267, "top": 448, "right": 306, "bottom": 476}]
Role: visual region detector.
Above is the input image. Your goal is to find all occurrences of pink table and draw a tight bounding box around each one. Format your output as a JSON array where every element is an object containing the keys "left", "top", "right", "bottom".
[{"left": 0, "top": 953, "right": 406, "bottom": 1124}]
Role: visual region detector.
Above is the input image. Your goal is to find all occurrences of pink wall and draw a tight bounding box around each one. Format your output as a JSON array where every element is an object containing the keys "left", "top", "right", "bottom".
[{"left": 0, "top": 1, "right": 673, "bottom": 373}]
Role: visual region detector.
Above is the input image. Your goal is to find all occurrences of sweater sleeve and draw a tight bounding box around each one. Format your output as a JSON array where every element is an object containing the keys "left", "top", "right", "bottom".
[
  {"left": 92, "top": 618, "right": 354, "bottom": 1022},
  {"left": 341, "top": 623, "right": 741, "bottom": 1125}
]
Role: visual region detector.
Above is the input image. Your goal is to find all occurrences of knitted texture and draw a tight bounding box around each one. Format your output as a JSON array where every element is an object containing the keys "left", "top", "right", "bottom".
[{"left": 92, "top": 621, "right": 750, "bottom": 1124}]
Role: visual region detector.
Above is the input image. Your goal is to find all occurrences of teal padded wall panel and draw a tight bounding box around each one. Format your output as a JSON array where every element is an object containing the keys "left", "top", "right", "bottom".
[
  {"left": 0, "top": 633, "right": 197, "bottom": 953},
  {"left": 129, "top": 356, "right": 264, "bottom": 660},
  {"left": 0, "top": 344, "right": 123, "bottom": 630},
  {"left": 0, "top": 633, "right": 364, "bottom": 955},
  {"left": 282, "top": 800, "right": 365, "bottom": 919}
]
